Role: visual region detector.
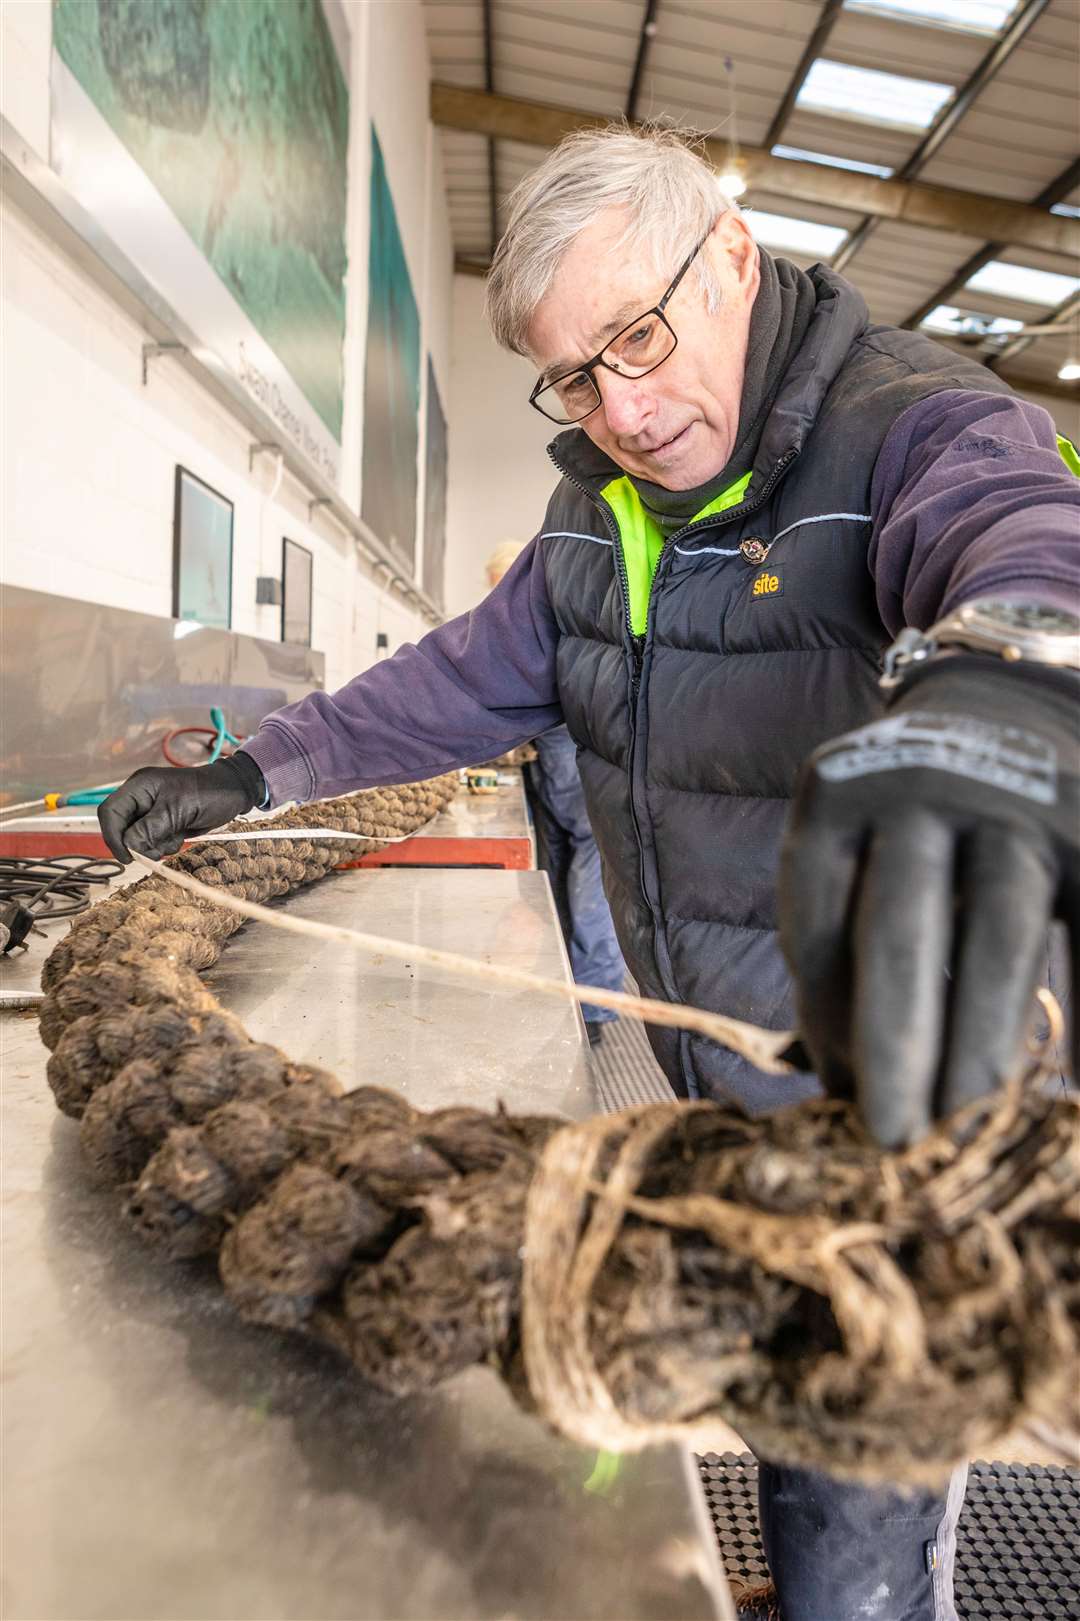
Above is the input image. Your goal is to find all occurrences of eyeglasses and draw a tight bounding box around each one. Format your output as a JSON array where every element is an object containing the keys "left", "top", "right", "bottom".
[{"left": 528, "top": 222, "right": 717, "bottom": 426}]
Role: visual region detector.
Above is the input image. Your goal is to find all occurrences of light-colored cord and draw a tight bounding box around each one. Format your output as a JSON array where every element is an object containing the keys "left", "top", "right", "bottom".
[{"left": 132, "top": 852, "right": 799, "bottom": 1074}]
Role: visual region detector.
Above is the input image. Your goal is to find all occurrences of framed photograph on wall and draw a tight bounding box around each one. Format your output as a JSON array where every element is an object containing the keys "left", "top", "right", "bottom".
[
  {"left": 173, "top": 466, "right": 234, "bottom": 628},
  {"left": 282, "top": 537, "right": 314, "bottom": 647}
]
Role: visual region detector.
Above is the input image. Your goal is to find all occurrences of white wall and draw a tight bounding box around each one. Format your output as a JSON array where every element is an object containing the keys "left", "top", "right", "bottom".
[
  {"left": 443, "top": 274, "right": 560, "bottom": 618},
  {"left": 0, "top": 0, "right": 452, "bottom": 696}
]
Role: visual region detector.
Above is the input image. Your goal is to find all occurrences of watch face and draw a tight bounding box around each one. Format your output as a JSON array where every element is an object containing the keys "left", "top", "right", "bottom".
[{"left": 965, "top": 600, "right": 1080, "bottom": 637}]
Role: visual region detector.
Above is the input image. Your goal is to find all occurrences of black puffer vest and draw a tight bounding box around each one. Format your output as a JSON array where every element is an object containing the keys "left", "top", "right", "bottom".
[{"left": 538, "top": 266, "right": 1011, "bottom": 1111}]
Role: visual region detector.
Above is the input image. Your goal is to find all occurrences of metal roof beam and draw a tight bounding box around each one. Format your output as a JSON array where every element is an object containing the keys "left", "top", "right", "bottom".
[
  {"left": 626, "top": 0, "right": 660, "bottom": 123},
  {"left": 901, "top": 154, "right": 1080, "bottom": 331},
  {"left": 482, "top": 0, "right": 498, "bottom": 261},
  {"left": 986, "top": 288, "right": 1080, "bottom": 373},
  {"left": 763, "top": 0, "right": 845, "bottom": 152},
  {"left": 431, "top": 83, "right": 1079, "bottom": 260},
  {"left": 455, "top": 255, "right": 491, "bottom": 278},
  {"left": 831, "top": 0, "right": 1052, "bottom": 273}
]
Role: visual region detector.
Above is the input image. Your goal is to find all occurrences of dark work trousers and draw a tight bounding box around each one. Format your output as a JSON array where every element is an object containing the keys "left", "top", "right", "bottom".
[
  {"left": 527, "top": 726, "right": 626, "bottom": 1024},
  {"left": 757, "top": 1459, "right": 967, "bottom": 1621}
]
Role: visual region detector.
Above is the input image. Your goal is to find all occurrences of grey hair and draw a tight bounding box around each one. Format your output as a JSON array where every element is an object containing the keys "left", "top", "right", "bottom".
[{"left": 485, "top": 122, "right": 739, "bottom": 356}]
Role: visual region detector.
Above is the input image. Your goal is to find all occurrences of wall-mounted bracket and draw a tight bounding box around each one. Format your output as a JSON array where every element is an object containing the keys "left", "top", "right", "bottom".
[
  {"left": 308, "top": 496, "right": 333, "bottom": 523},
  {"left": 141, "top": 341, "right": 186, "bottom": 386},
  {"left": 249, "top": 441, "right": 282, "bottom": 473}
]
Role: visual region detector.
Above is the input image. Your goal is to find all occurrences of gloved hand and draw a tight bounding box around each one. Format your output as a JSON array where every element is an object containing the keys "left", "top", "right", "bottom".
[
  {"left": 779, "top": 656, "right": 1078, "bottom": 1148},
  {"left": 98, "top": 752, "right": 267, "bottom": 864}
]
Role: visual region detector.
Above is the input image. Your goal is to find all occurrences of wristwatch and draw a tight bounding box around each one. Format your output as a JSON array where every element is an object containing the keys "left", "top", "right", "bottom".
[{"left": 881, "top": 599, "right": 1080, "bottom": 688}]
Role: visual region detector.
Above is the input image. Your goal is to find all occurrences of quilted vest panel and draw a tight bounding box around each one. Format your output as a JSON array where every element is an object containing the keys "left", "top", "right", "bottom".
[{"left": 539, "top": 269, "right": 1011, "bottom": 1111}]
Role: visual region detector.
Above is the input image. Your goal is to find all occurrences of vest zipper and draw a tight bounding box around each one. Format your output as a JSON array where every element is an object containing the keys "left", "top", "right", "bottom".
[
  {"left": 546, "top": 445, "right": 634, "bottom": 645},
  {"left": 544, "top": 443, "right": 801, "bottom": 1043}
]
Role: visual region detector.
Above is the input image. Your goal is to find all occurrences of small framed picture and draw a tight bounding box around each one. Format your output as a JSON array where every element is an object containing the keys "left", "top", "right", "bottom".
[
  {"left": 173, "top": 466, "right": 234, "bottom": 628},
  {"left": 282, "top": 537, "right": 313, "bottom": 647}
]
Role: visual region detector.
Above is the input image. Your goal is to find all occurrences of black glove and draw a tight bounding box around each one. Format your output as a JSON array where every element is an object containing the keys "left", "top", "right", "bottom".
[
  {"left": 779, "top": 656, "right": 1078, "bottom": 1148},
  {"left": 98, "top": 752, "right": 267, "bottom": 864}
]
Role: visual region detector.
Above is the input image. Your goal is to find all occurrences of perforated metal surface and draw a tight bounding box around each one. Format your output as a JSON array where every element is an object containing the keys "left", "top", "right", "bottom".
[
  {"left": 697, "top": 1452, "right": 1080, "bottom": 1621},
  {"left": 587, "top": 988, "right": 677, "bottom": 1112}
]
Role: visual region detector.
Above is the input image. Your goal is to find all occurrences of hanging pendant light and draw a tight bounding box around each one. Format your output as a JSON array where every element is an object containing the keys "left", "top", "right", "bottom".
[{"left": 717, "top": 57, "right": 748, "bottom": 200}]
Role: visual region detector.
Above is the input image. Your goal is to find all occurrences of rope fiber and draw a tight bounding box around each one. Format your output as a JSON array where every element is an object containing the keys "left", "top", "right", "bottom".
[{"left": 36, "top": 776, "right": 1080, "bottom": 1484}]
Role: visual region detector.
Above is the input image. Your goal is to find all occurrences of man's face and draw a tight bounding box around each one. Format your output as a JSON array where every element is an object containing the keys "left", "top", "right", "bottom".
[{"left": 527, "top": 208, "right": 760, "bottom": 490}]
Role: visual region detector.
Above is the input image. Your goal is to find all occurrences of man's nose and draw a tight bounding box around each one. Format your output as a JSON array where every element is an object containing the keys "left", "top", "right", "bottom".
[{"left": 595, "top": 369, "right": 653, "bottom": 437}]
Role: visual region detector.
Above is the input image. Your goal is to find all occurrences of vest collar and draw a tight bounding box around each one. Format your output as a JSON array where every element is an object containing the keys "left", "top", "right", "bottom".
[{"left": 548, "top": 265, "right": 869, "bottom": 505}]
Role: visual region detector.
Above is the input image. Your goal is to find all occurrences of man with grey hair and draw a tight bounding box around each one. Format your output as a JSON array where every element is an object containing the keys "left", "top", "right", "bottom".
[{"left": 102, "top": 126, "right": 1078, "bottom": 1620}]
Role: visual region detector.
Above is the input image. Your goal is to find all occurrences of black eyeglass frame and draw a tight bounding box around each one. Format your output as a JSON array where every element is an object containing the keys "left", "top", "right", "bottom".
[{"left": 528, "top": 221, "right": 717, "bottom": 425}]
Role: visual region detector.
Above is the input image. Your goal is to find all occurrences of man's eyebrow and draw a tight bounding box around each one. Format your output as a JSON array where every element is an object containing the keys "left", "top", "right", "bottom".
[{"left": 538, "top": 299, "right": 647, "bottom": 384}]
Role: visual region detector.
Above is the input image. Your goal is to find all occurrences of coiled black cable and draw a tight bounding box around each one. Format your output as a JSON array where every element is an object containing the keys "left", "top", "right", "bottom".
[{"left": 0, "top": 856, "right": 123, "bottom": 953}]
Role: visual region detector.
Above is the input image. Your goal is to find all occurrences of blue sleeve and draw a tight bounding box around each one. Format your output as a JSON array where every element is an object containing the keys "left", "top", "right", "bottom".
[
  {"left": 241, "top": 536, "right": 563, "bottom": 804},
  {"left": 868, "top": 389, "right": 1080, "bottom": 637}
]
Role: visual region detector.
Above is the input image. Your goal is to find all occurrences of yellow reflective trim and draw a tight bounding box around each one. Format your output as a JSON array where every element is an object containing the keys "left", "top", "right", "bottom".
[
  {"left": 1057, "top": 433, "right": 1080, "bottom": 477},
  {"left": 601, "top": 471, "right": 753, "bottom": 635}
]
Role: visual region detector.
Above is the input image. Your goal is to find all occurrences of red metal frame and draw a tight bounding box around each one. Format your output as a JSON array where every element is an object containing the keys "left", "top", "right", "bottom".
[{"left": 0, "top": 829, "right": 534, "bottom": 871}]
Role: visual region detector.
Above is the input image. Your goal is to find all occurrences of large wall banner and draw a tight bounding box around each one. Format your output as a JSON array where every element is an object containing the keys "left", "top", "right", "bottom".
[
  {"left": 422, "top": 359, "right": 448, "bottom": 611},
  {"left": 361, "top": 128, "right": 421, "bottom": 569},
  {"left": 51, "top": 0, "right": 349, "bottom": 484}
]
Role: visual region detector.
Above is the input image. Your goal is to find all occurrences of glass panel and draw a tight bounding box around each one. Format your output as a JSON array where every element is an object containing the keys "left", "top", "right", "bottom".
[
  {"left": 282, "top": 537, "right": 313, "bottom": 647},
  {"left": 844, "top": 0, "right": 1017, "bottom": 34},
  {"left": 548, "top": 373, "right": 601, "bottom": 418},
  {"left": 174, "top": 468, "right": 233, "bottom": 630},
  {"left": 771, "top": 143, "right": 894, "bottom": 178},
  {"left": 746, "top": 210, "right": 848, "bottom": 258},
  {"left": 964, "top": 262, "right": 1080, "bottom": 307},
  {"left": 797, "top": 59, "right": 955, "bottom": 132},
  {"left": 603, "top": 313, "right": 675, "bottom": 375},
  {"left": 921, "top": 305, "right": 1024, "bottom": 336}
]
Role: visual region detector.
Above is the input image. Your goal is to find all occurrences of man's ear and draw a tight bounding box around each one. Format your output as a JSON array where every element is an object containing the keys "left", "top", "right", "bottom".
[{"left": 711, "top": 211, "right": 759, "bottom": 298}]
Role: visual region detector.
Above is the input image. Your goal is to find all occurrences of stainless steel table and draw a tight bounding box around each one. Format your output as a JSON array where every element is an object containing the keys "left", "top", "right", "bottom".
[{"left": 2, "top": 867, "right": 733, "bottom": 1620}]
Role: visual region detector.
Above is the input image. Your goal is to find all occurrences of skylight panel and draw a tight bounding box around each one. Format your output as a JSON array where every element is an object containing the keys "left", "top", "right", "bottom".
[
  {"left": 797, "top": 59, "right": 955, "bottom": 132},
  {"left": 771, "top": 144, "right": 894, "bottom": 178},
  {"left": 964, "top": 261, "right": 1080, "bottom": 307},
  {"left": 746, "top": 210, "right": 849, "bottom": 259},
  {"left": 844, "top": 0, "right": 1017, "bottom": 35},
  {"left": 921, "top": 305, "right": 1024, "bottom": 337}
]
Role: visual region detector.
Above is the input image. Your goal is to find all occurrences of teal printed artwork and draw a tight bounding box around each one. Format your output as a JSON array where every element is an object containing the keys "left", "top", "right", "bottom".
[
  {"left": 53, "top": 0, "right": 348, "bottom": 439},
  {"left": 361, "top": 128, "right": 421, "bottom": 564},
  {"left": 422, "top": 358, "right": 448, "bottom": 609}
]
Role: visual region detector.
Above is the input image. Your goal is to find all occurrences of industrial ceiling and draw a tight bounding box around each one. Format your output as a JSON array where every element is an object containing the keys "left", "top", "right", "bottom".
[{"left": 423, "top": 0, "right": 1080, "bottom": 404}]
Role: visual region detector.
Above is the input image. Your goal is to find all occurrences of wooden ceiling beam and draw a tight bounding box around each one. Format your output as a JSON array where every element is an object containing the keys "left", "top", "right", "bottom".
[{"left": 431, "top": 83, "right": 1078, "bottom": 261}]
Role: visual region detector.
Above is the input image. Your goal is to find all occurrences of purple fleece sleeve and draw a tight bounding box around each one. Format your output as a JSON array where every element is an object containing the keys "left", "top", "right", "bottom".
[
  {"left": 868, "top": 389, "right": 1079, "bottom": 636},
  {"left": 240, "top": 536, "right": 562, "bottom": 805}
]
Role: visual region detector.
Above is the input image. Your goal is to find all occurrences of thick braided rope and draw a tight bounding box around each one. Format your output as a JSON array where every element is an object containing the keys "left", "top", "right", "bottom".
[{"left": 36, "top": 775, "right": 1080, "bottom": 1484}]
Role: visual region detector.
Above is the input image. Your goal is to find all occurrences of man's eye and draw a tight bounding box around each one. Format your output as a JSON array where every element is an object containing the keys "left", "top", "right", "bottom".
[
  {"left": 625, "top": 322, "right": 654, "bottom": 346},
  {"left": 558, "top": 373, "right": 592, "bottom": 399}
]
